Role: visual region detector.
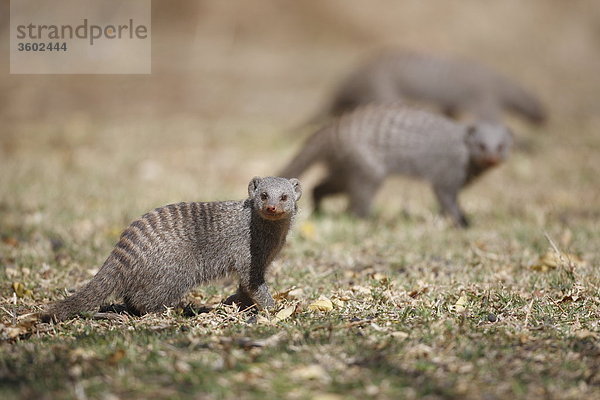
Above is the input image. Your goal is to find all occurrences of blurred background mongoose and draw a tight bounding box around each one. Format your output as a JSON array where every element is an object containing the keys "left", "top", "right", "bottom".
[
  {"left": 323, "top": 49, "right": 546, "bottom": 125},
  {"left": 281, "top": 105, "right": 512, "bottom": 227}
]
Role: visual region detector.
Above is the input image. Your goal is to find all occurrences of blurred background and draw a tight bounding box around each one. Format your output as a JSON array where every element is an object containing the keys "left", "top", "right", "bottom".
[
  {"left": 2, "top": 0, "right": 599, "bottom": 124},
  {"left": 1, "top": 0, "right": 599, "bottom": 226}
]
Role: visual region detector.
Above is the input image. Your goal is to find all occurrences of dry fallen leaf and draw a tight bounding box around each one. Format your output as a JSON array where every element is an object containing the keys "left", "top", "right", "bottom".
[
  {"left": 308, "top": 297, "right": 333, "bottom": 312},
  {"left": 312, "top": 394, "right": 344, "bottom": 400},
  {"left": 351, "top": 285, "right": 371, "bottom": 296},
  {"left": 405, "top": 343, "right": 433, "bottom": 359},
  {"left": 69, "top": 347, "right": 96, "bottom": 362},
  {"left": 575, "top": 329, "right": 598, "bottom": 340},
  {"left": 253, "top": 331, "right": 286, "bottom": 347},
  {"left": 450, "top": 293, "right": 468, "bottom": 313},
  {"left": 273, "top": 304, "right": 297, "bottom": 323},
  {"left": 299, "top": 221, "right": 317, "bottom": 240},
  {"left": 5, "top": 266, "right": 18, "bottom": 278},
  {"left": 331, "top": 298, "right": 344, "bottom": 308},
  {"left": 531, "top": 251, "right": 584, "bottom": 272},
  {"left": 107, "top": 348, "right": 126, "bottom": 364},
  {"left": 558, "top": 293, "right": 581, "bottom": 303},
  {"left": 174, "top": 359, "right": 191, "bottom": 373},
  {"left": 390, "top": 331, "right": 409, "bottom": 340},
  {"left": 287, "top": 288, "right": 305, "bottom": 300},
  {"left": 371, "top": 272, "right": 389, "bottom": 284},
  {"left": 1, "top": 324, "right": 27, "bottom": 339},
  {"left": 274, "top": 287, "right": 304, "bottom": 301},
  {"left": 256, "top": 315, "right": 271, "bottom": 325},
  {"left": 2, "top": 237, "right": 18, "bottom": 246},
  {"left": 12, "top": 282, "right": 33, "bottom": 298},
  {"left": 293, "top": 364, "right": 329, "bottom": 381},
  {"left": 408, "top": 287, "right": 428, "bottom": 298}
]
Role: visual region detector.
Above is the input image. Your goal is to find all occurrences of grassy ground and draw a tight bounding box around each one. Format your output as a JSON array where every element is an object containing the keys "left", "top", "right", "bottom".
[
  {"left": 1, "top": 1, "right": 599, "bottom": 399},
  {"left": 1, "top": 115, "right": 598, "bottom": 399}
]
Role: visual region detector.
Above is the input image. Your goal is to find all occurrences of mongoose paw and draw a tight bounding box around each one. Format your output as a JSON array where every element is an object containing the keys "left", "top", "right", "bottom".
[
  {"left": 181, "top": 303, "right": 213, "bottom": 317},
  {"left": 223, "top": 292, "right": 257, "bottom": 312},
  {"left": 458, "top": 215, "right": 471, "bottom": 229},
  {"left": 39, "top": 312, "right": 55, "bottom": 324}
]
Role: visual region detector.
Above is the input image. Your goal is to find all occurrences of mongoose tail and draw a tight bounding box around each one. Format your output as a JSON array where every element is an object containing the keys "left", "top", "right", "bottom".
[
  {"left": 498, "top": 79, "right": 547, "bottom": 125},
  {"left": 280, "top": 126, "right": 330, "bottom": 178},
  {"left": 287, "top": 108, "right": 332, "bottom": 136},
  {"left": 40, "top": 261, "right": 121, "bottom": 322},
  {"left": 279, "top": 124, "right": 332, "bottom": 178}
]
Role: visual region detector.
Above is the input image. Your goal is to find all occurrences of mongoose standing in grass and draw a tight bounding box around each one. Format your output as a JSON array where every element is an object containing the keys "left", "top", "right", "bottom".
[
  {"left": 326, "top": 50, "right": 546, "bottom": 125},
  {"left": 280, "top": 105, "right": 512, "bottom": 227},
  {"left": 41, "top": 177, "right": 302, "bottom": 322}
]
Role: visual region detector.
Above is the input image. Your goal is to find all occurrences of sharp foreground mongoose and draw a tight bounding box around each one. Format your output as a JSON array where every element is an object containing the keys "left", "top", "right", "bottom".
[
  {"left": 326, "top": 50, "right": 546, "bottom": 125},
  {"left": 280, "top": 105, "right": 513, "bottom": 227},
  {"left": 41, "top": 177, "right": 302, "bottom": 322}
]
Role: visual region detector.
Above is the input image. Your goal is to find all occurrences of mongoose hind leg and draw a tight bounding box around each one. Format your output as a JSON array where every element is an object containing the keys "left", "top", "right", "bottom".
[
  {"left": 122, "top": 296, "right": 143, "bottom": 316},
  {"left": 124, "top": 275, "right": 197, "bottom": 314},
  {"left": 433, "top": 184, "right": 469, "bottom": 228},
  {"left": 442, "top": 105, "right": 459, "bottom": 119},
  {"left": 312, "top": 175, "right": 345, "bottom": 214}
]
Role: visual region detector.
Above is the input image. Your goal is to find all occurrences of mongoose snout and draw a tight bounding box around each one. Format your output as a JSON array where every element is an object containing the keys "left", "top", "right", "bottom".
[
  {"left": 256, "top": 185, "right": 298, "bottom": 220},
  {"left": 262, "top": 204, "right": 285, "bottom": 218},
  {"left": 480, "top": 157, "right": 501, "bottom": 167}
]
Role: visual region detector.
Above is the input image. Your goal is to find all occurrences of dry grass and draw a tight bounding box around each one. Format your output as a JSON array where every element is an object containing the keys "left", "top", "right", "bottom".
[{"left": 1, "top": 1, "right": 599, "bottom": 399}]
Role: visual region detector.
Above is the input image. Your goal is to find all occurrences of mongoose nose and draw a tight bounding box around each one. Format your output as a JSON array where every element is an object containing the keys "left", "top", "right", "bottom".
[
  {"left": 484, "top": 156, "right": 500, "bottom": 166},
  {"left": 266, "top": 205, "right": 277, "bottom": 213}
]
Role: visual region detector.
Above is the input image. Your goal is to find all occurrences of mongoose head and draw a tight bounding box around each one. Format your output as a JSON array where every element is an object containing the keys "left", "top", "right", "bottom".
[
  {"left": 248, "top": 177, "right": 302, "bottom": 221},
  {"left": 465, "top": 122, "right": 513, "bottom": 168}
]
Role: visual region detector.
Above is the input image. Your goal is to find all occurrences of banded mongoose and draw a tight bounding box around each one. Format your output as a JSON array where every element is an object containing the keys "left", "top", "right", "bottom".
[
  {"left": 41, "top": 177, "right": 302, "bottom": 322},
  {"left": 326, "top": 50, "right": 546, "bottom": 125},
  {"left": 280, "top": 105, "right": 513, "bottom": 227}
]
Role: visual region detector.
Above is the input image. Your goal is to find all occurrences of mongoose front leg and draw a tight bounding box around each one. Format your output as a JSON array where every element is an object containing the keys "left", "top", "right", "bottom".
[
  {"left": 225, "top": 281, "right": 275, "bottom": 310},
  {"left": 248, "top": 282, "right": 275, "bottom": 310},
  {"left": 347, "top": 175, "right": 382, "bottom": 218},
  {"left": 231, "top": 269, "right": 276, "bottom": 311},
  {"left": 433, "top": 185, "right": 470, "bottom": 228}
]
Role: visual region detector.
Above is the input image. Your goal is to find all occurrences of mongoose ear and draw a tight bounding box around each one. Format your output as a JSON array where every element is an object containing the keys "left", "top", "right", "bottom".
[
  {"left": 248, "top": 177, "right": 262, "bottom": 198},
  {"left": 289, "top": 178, "right": 302, "bottom": 201},
  {"left": 465, "top": 124, "right": 477, "bottom": 143}
]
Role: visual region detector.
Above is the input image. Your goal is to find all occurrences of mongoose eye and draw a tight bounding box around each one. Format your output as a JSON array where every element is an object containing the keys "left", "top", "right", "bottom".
[
  {"left": 280, "top": 194, "right": 288, "bottom": 202},
  {"left": 260, "top": 192, "right": 268, "bottom": 201}
]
